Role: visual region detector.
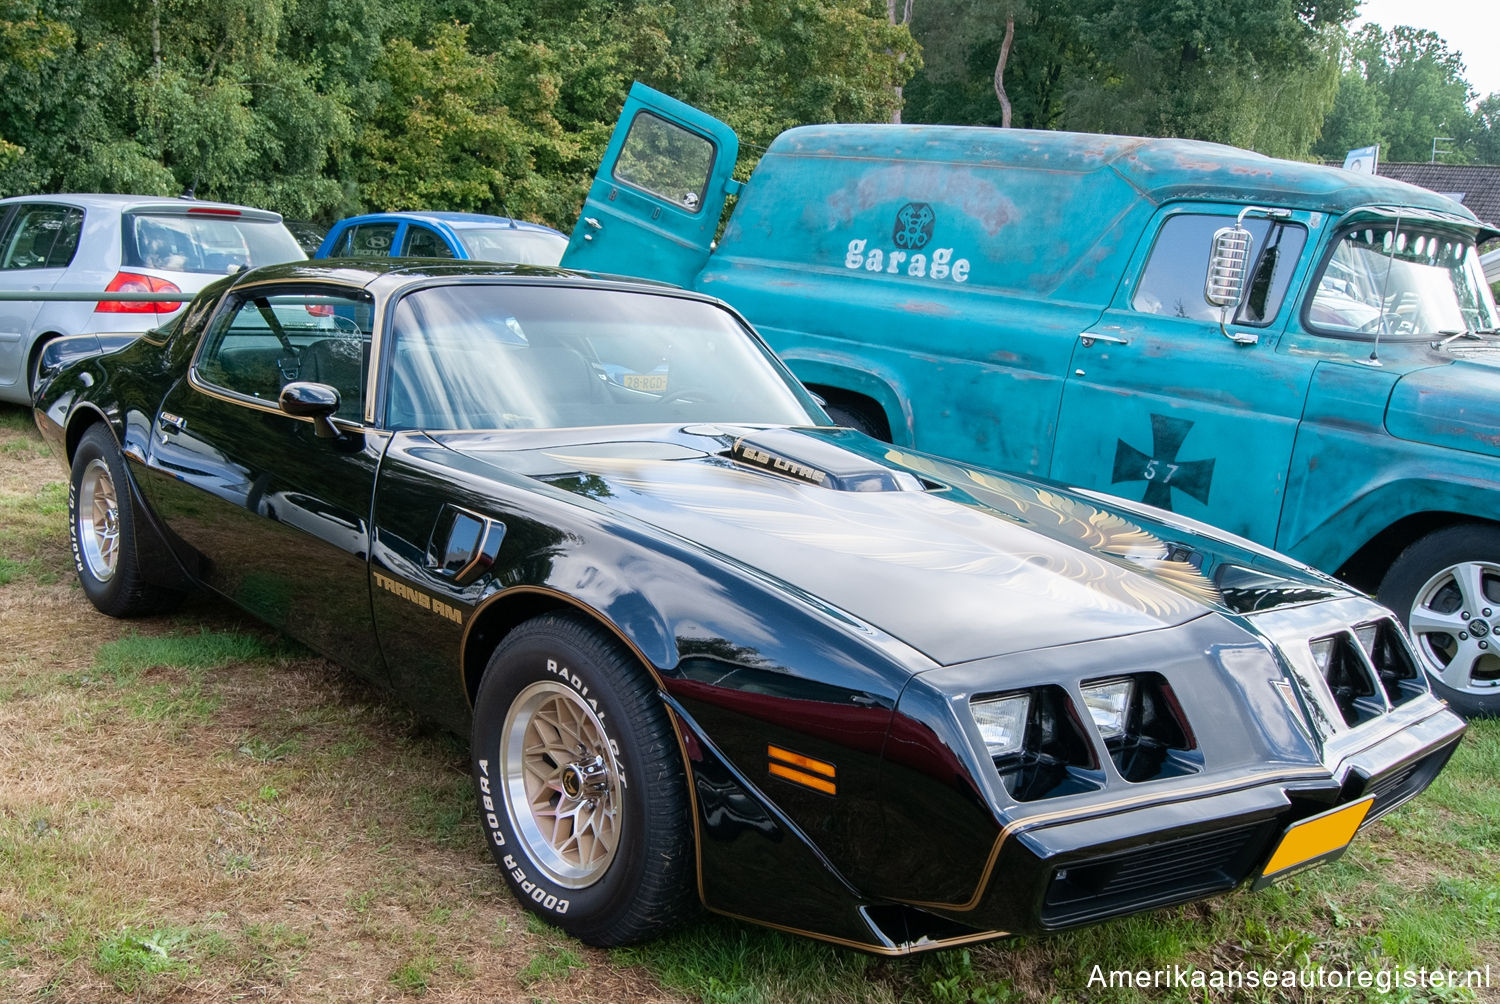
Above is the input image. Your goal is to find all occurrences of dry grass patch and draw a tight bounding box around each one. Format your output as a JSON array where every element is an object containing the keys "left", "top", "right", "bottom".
[{"left": 0, "top": 406, "right": 684, "bottom": 1002}]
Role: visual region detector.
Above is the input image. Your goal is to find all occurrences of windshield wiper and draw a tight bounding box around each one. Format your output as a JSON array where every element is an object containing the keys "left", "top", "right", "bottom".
[{"left": 1432, "top": 328, "right": 1500, "bottom": 349}]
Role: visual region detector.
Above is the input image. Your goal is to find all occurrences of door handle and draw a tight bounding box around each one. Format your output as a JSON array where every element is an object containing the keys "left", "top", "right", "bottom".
[
  {"left": 1078, "top": 331, "right": 1129, "bottom": 347},
  {"left": 584, "top": 217, "right": 602, "bottom": 230}
]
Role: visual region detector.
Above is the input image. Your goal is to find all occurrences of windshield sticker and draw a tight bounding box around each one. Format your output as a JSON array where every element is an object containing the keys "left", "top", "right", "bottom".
[
  {"left": 1112, "top": 414, "right": 1215, "bottom": 511},
  {"left": 844, "top": 203, "right": 971, "bottom": 283}
]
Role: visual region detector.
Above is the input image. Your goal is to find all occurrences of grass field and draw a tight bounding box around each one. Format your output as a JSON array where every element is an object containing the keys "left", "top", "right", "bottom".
[{"left": 1, "top": 402, "right": 1495, "bottom": 1002}]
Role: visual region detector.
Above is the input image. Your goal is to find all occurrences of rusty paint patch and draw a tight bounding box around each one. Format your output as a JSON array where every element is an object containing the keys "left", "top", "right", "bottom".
[{"left": 896, "top": 300, "right": 957, "bottom": 317}]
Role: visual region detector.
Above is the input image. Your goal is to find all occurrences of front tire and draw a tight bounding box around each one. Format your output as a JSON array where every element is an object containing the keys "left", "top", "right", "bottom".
[
  {"left": 69, "top": 424, "right": 179, "bottom": 617},
  {"left": 1378, "top": 524, "right": 1500, "bottom": 717},
  {"left": 471, "top": 613, "right": 695, "bottom": 945}
]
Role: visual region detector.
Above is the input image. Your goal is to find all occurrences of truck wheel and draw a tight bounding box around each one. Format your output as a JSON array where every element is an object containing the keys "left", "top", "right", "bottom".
[
  {"left": 69, "top": 424, "right": 180, "bottom": 618},
  {"left": 823, "top": 399, "right": 889, "bottom": 441},
  {"left": 1378, "top": 524, "right": 1500, "bottom": 717},
  {"left": 470, "top": 613, "right": 695, "bottom": 945}
]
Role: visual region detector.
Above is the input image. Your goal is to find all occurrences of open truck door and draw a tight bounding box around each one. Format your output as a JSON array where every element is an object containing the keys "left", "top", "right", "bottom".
[{"left": 561, "top": 83, "right": 739, "bottom": 286}]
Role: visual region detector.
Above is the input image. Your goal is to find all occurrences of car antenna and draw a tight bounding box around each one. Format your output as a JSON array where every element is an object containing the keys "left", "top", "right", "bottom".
[
  {"left": 1369, "top": 208, "right": 1403, "bottom": 366},
  {"left": 502, "top": 201, "right": 518, "bottom": 229}
]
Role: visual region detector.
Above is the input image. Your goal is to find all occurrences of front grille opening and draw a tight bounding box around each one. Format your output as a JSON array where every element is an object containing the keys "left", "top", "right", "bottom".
[
  {"left": 1310, "top": 633, "right": 1385, "bottom": 726},
  {"left": 1040, "top": 821, "right": 1272, "bottom": 928},
  {"left": 1081, "top": 673, "right": 1203, "bottom": 783},
  {"left": 1354, "top": 619, "right": 1426, "bottom": 707},
  {"left": 983, "top": 685, "right": 1103, "bottom": 802}
]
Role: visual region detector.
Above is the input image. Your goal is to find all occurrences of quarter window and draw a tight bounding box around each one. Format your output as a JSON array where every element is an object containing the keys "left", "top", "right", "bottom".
[
  {"left": 0, "top": 204, "right": 84, "bottom": 270},
  {"left": 329, "top": 223, "right": 398, "bottom": 258},
  {"left": 612, "top": 112, "right": 715, "bottom": 212},
  {"left": 1133, "top": 214, "right": 1307, "bottom": 326},
  {"left": 196, "top": 287, "right": 374, "bottom": 421}
]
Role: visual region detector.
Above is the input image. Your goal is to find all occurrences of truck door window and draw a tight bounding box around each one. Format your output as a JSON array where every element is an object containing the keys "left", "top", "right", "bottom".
[
  {"left": 1133, "top": 214, "right": 1305, "bottom": 325},
  {"left": 612, "top": 112, "right": 715, "bottom": 212}
]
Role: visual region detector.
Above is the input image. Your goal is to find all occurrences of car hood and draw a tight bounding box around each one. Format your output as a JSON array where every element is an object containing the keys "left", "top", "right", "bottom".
[
  {"left": 1386, "top": 352, "right": 1500, "bottom": 459},
  {"left": 437, "top": 425, "right": 1347, "bottom": 665}
]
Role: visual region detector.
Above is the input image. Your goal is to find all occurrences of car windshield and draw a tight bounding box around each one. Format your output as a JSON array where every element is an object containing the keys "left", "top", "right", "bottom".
[
  {"left": 385, "top": 284, "right": 823, "bottom": 430},
  {"left": 1307, "top": 225, "right": 1499, "bottom": 338},
  {"left": 123, "top": 212, "right": 306, "bottom": 275},
  {"left": 454, "top": 228, "right": 569, "bottom": 266}
]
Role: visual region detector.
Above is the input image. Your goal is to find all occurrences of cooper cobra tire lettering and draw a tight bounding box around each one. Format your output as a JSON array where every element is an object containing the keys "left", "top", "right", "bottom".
[{"left": 470, "top": 612, "right": 693, "bottom": 945}]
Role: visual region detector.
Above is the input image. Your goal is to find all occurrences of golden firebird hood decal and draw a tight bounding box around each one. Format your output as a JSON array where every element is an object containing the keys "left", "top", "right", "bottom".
[{"left": 542, "top": 444, "right": 1223, "bottom": 631}]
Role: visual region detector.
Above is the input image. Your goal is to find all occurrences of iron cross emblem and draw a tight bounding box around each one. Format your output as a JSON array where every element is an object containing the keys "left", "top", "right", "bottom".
[{"left": 1111, "top": 414, "right": 1215, "bottom": 511}]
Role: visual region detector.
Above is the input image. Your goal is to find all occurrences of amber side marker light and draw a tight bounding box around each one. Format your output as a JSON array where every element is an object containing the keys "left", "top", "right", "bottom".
[
  {"left": 767, "top": 745, "right": 837, "bottom": 795},
  {"left": 1252, "top": 795, "right": 1373, "bottom": 890}
]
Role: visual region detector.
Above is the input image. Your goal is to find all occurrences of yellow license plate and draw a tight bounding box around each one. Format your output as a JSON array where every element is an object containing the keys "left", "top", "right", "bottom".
[
  {"left": 1253, "top": 795, "right": 1373, "bottom": 890},
  {"left": 623, "top": 373, "right": 669, "bottom": 392}
]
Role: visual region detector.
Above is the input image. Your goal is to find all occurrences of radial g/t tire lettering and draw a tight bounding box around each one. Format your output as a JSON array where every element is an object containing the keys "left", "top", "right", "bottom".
[{"left": 470, "top": 612, "right": 696, "bottom": 945}]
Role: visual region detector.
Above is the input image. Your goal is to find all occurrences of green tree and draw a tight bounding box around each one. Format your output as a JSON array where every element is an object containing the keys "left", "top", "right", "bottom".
[
  {"left": 1061, "top": 0, "right": 1350, "bottom": 156},
  {"left": 1317, "top": 24, "right": 1475, "bottom": 163}
]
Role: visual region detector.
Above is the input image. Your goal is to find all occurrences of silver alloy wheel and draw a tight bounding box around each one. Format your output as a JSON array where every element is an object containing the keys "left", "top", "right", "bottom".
[
  {"left": 501, "top": 680, "right": 622, "bottom": 888},
  {"left": 77, "top": 458, "right": 120, "bottom": 583},
  {"left": 1407, "top": 559, "right": 1500, "bottom": 695}
]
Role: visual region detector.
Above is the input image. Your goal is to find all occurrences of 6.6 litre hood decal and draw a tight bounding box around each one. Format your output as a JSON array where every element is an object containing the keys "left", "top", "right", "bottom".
[{"left": 507, "top": 435, "right": 1223, "bottom": 664}]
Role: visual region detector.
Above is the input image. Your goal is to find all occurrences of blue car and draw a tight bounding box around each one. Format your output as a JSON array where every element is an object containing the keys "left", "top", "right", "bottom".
[{"left": 317, "top": 211, "right": 568, "bottom": 266}]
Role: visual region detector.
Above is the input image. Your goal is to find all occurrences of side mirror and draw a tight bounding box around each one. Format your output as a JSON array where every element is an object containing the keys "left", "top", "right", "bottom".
[
  {"left": 279, "top": 381, "right": 342, "bottom": 439},
  {"left": 1205, "top": 224, "right": 1253, "bottom": 308}
]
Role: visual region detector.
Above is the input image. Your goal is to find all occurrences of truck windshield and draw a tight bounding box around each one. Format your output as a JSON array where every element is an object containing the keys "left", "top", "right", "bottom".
[{"left": 1307, "top": 225, "right": 1498, "bottom": 339}]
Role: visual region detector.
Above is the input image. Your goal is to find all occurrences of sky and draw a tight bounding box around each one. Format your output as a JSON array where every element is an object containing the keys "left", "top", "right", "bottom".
[{"left": 1353, "top": 0, "right": 1500, "bottom": 102}]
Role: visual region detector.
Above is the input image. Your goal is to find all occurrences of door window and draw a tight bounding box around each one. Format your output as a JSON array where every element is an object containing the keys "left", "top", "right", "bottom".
[
  {"left": 195, "top": 287, "right": 374, "bottom": 420},
  {"left": 402, "top": 225, "right": 455, "bottom": 258},
  {"left": 612, "top": 112, "right": 715, "bottom": 212},
  {"left": 0, "top": 204, "right": 84, "bottom": 270},
  {"left": 1133, "top": 214, "right": 1306, "bottom": 325}
]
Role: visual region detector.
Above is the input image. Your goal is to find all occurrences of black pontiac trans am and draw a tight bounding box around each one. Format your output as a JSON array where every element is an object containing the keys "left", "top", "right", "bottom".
[{"left": 33, "top": 260, "right": 1464, "bottom": 954}]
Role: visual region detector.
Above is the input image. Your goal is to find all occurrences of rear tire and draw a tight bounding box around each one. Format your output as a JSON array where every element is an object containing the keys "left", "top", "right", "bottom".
[
  {"left": 69, "top": 425, "right": 181, "bottom": 618},
  {"left": 822, "top": 397, "right": 889, "bottom": 440},
  {"left": 1378, "top": 524, "right": 1500, "bottom": 717},
  {"left": 470, "top": 612, "right": 695, "bottom": 945}
]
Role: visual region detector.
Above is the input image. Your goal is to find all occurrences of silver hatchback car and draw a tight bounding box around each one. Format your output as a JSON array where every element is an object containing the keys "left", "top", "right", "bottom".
[{"left": 0, "top": 193, "right": 305, "bottom": 404}]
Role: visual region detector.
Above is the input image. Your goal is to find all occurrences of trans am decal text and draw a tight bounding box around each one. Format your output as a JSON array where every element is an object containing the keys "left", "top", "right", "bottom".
[{"left": 373, "top": 570, "right": 464, "bottom": 623}]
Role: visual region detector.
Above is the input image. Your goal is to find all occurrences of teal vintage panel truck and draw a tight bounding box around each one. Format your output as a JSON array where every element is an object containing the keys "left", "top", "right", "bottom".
[{"left": 561, "top": 83, "right": 1500, "bottom": 716}]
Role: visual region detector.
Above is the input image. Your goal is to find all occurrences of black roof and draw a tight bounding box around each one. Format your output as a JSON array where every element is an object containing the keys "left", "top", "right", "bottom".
[{"left": 1372, "top": 163, "right": 1500, "bottom": 233}]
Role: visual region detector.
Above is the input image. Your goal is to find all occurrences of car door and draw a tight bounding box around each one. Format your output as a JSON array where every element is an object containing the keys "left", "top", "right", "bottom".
[
  {"left": 1050, "top": 207, "right": 1319, "bottom": 546},
  {"left": 0, "top": 202, "right": 84, "bottom": 394},
  {"left": 400, "top": 224, "right": 457, "bottom": 259},
  {"left": 135, "top": 280, "right": 389, "bottom": 676},
  {"left": 560, "top": 82, "right": 740, "bottom": 286}
]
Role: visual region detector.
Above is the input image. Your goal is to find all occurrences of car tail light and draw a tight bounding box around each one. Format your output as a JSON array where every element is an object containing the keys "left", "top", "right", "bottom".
[
  {"left": 95, "top": 272, "right": 182, "bottom": 313},
  {"left": 1080, "top": 674, "right": 1201, "bottom": 782},
  {"left": 187, "top": 207, "right": 242, "bottom": 217},
  {"left": 305, "top": 303, "right": 334, "bottom": 317},
  {"left": 970, "top": 687, "right": 1101, "bottom": 802}
]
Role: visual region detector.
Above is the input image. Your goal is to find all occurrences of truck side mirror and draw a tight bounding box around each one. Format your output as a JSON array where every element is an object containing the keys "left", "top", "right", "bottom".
[
  {"left": 1205, "top": 224, "right": 1253, "bottom": 308},
  {"left": 1204, "top": 222, "right": 1260, "bottom": 346}
]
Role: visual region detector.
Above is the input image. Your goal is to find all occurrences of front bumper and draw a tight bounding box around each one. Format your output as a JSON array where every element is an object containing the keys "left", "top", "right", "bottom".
[{"left": 951, "top": 699, "right": 1462, "bottom": 935}]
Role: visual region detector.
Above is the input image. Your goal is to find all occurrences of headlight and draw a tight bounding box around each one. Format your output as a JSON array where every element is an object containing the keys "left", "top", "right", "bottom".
[
  {"left": 1081, "top": 679, "right": 1134, "bottom": 740},
  {"left": 970, "top": 693, "right": 1029, "bottom": 758}
]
